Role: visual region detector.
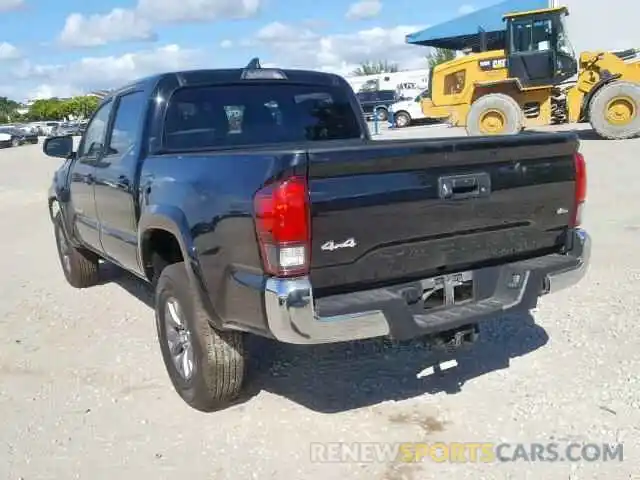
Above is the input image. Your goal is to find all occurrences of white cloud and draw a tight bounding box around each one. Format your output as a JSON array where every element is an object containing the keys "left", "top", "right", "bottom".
[
  {"left": 12, "top": 44, "right": 206, "bottom": 99},
  {"left": 11, "top": 21, "right": 431, "bottom": 99},
  {"left": 458, "top": 4, "right": 476, "bottom": 15},
  {"left": 220, "top": 39, "right": 233, "bottom": 48},
  {"left": 58, "top": 0, "right": 261, "bottom": 47},
  {"left": 345, "top": 0, "right": 382, "bottom": 20},
  {"left": 136, "top": 0, "right": 260, "bottom": 23},
  {"left": 0, "top": 42, "right": 20, "bottom": 60},
  {"left": 252, "top": 23, "right": 427, "bottom": 76},
  {"left": 29, "top": 84, "right": 77, "bottom": 100},
  {"left": 0, "top": 0, "right": 23, "bottom": 11},
  {"left": 59, "top": 9, "right": 156, "bottom": 47},
  {"left": 255, "top": 22, "right": 318, "bottom": 43}
]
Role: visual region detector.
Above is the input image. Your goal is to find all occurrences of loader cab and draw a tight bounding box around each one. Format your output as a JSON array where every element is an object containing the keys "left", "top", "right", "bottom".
[{"left": 504, "top": 7, "right": 578, "bottom": 88}]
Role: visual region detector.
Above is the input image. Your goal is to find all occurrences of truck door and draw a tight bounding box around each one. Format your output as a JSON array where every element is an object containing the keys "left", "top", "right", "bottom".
[
  {"left": 69, "top": 99, "right": 114, "bottom": 252},
  {"left": 507, "top": 16, "right": 556, "bottom": 88},
  {"left": 93, "top": 90, "right": 146, "bottom": 275}
]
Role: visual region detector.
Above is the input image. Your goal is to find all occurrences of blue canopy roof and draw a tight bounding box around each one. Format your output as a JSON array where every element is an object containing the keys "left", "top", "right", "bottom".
[{"left": 406, "top": 0, "right": 549, "bottom": 51}]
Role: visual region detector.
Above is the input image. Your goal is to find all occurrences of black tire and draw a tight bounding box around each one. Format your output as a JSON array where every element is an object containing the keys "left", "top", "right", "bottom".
[
  {"left": 53, "top": 212, "right": 100, "bottom": 288},
  {"left": 375, "top": 107, "right": 388, "bottom": 122},
  {"left": 394, "top": 111, "right": 411, "bottom": 128},
  {"left": 11, "top": 138, "right": 19, "bottom": 147},
  {"left": 155, "top": 262, "right": 245, "bottom": 412},
  {"left": 466, "top": 94, "right": 523, "bottom": 136},
  {"left": 589, "top": 81, "right": 640, "bottom": 139}
]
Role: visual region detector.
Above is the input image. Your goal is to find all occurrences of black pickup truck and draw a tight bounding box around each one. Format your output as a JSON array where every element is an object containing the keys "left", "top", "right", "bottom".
[{"left": 44, "top": 60, "right": 591, "bottom": 412}]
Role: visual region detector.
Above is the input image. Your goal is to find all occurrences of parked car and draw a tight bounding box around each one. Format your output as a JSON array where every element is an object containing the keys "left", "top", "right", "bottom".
[
  {"left": 356, "top": 89, "right": 397, "bottom": 121},
  {"left": 0, "top": 126, "right": 37, "bottom": 146},
  {"left": 15, "top": 125, "right": 39, "bottom": 144},
  {"left": 43, "top": 60, "right": 591, "bottom": 412},
  {"left": 389, "top": 90, "right": 439, "bottom": 128},
  {"left": 0, "top": 129, "right": 12, "bottom": 148},
  {"left": 51, "top": 123, "right": 81, "bottom": 136},
  {"left": 43, "top": 122, "right": 61, "bottom": 136}
]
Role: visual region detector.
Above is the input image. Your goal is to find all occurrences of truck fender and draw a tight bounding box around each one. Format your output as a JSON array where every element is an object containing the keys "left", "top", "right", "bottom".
[
  {"left": 137, "top": 204, "right": 199, "bottom": 279},
  {"left": 137, "top": 205, "right": 223, "bottom": 328},
  {"left": 580, "top": 73, "right": 622, "bottom": 121}
]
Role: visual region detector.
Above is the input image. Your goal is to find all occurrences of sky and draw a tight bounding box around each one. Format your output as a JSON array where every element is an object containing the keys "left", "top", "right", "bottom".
[{"left": 0, "top": 0, "right": 505, "bottom": 101}]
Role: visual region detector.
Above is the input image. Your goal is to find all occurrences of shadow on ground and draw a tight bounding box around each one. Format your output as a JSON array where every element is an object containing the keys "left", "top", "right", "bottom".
[
  {"left": 243, "top": 312, "right": 547, "bottom": 413},
  {"left": 100, "top": 262, "right": 155, "bottom": 307},
  {"left": 104, "top": 264, "right": 549, "bottom": 414}
]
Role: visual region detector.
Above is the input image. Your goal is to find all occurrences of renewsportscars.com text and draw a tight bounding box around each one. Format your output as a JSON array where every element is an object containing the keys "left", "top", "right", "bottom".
[{"left": 310, "top": 442, "right": 624, "bottom": 464}]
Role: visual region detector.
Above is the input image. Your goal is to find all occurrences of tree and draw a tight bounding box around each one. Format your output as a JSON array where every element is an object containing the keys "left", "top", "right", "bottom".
[
  {"left": 0, "top": 97, "right": 20, "bottom": 123},
  {"left": 64, "top": 95, "right": 99, "bottom": 119},
  {"left": 25, "top": 95, "right": 100, "bottom": 121},
  {"left": 27, "top": 98, "right": 66, "bottom": 121},
  {"left": 426, "top": 48, "right": 457, "bottom": 69},
  {"left": 351, "top": 60, "right": 399, "bottom": 76}
]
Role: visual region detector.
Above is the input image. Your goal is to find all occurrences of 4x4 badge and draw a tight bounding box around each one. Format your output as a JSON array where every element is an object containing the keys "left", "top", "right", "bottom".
[{"left": 321, "top": 238, "right": 357, "bottom": 252}]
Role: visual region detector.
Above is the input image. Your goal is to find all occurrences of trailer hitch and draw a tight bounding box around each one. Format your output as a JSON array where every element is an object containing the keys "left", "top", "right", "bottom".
[{"left": 430, "top": 323, "right": 480, "bottom": 353}]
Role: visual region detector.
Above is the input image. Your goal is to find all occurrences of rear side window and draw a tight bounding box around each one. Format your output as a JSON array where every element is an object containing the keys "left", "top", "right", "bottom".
[
  {"left": 108, "top": 91, "right": 146, "bottom": 156},
  {"left": 163, "top": 84, "right": 362, "bottom": 150}
]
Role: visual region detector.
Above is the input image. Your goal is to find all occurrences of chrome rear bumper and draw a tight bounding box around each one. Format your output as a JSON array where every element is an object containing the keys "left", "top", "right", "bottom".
[{"left": 264, "top": 228, "right": 591, "bottom": 345}]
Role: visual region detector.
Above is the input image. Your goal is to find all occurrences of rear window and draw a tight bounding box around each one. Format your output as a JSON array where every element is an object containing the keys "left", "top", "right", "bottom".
[{"left": 163, "top": 84, "right": 362, "bottom": 150}]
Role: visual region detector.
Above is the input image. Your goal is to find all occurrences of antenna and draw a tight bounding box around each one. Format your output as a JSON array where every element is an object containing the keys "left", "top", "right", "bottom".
[{"left": 245, "top": 57, "right": 261, "bottom": 69}]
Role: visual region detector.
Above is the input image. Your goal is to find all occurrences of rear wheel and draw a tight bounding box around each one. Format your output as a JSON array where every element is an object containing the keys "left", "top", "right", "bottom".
[
  {"left": 375, "top": 107, "right": 388, "bottom": 122},
  {"left": 155, "top": 262, "right": 246, "bottom": 412},
  {"left": 394, "top": 111, "right": 411, "bottom": 128},
  {"left": 589, "top": 81, "right": 640, "bottom": 139},
  {"left": 466, "top": 94, "right": 523, "bottom": 136},
  {"left": 53, "top": 212, "right": 100, "bottom": 288}
]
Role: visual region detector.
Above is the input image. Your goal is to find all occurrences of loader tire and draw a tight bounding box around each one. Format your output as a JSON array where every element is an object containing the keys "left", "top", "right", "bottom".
[
  {"left": 589, "top": 81, "right": 640, "bottom": 139},
  {"left": 466, "top": 94, "right": 523, "bottom": 136}
]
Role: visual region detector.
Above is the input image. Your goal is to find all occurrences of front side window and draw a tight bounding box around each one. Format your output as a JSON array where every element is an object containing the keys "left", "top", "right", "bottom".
[
  {"left": 78, "top": 101, "right": 113, "bottom": 158},
  {"left": 164, "top": 83, "right": 362, "bottom": 151}
]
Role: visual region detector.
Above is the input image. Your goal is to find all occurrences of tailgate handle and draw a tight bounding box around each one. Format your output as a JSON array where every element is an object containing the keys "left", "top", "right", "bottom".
[{"left": 439, "top": 173, "right": 491, "bottom": 200}]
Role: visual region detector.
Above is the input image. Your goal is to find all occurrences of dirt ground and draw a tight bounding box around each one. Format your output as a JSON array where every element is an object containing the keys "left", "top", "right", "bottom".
[{"left": 1, "top": 126, "right": 639, "bottom": 479}]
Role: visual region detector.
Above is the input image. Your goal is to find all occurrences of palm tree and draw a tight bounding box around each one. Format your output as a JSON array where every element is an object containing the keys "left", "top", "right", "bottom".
[
  {"left": 351, "top": 60, "right": 399, "bottom": 76},
  {"left": 426, "top": 48, "right": 457, "bottom": 69}
]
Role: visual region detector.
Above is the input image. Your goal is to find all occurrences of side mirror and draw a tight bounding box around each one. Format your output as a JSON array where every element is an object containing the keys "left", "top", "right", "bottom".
[{"left": 43, "top": 135, "right": 74, "bottom": 159}]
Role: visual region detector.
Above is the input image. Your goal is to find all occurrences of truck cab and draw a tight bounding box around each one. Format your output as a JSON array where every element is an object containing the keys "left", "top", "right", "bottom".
[{"left": 504, "top": 6, "right": 578, "bottom": 88}]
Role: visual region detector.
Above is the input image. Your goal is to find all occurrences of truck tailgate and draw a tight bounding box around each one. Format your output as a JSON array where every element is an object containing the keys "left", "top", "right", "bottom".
[{"left": 307, "top": 134, "right": 577, "bottom": 293}]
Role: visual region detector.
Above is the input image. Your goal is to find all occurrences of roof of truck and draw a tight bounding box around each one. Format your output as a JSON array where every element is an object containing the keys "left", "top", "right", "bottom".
[{"left": 99, "top": 66, "right": 347, "bottom": 103}]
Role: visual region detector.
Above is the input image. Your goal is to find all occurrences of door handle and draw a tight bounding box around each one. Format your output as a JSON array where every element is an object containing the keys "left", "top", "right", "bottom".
[{"left": 439, "top": 173, "right": 491, "bottom": 200}]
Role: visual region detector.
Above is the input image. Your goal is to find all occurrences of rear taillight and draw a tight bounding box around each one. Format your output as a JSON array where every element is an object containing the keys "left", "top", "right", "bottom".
[
  {"left": 254, "top": 176, "right": 310, "bottom": 277},
  {"left": 571, "top": 151, "right": 587, "bottom": 227}
]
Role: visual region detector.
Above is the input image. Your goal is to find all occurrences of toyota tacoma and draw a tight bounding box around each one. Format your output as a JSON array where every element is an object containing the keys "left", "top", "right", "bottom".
[{"left": 44, "top": 59, "right": 591, "bottom": 412}]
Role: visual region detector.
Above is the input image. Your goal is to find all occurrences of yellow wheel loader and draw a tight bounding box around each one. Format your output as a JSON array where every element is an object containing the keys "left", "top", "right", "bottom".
[{"left": 420, "top": 6, "right": 640, "bottom": 139}]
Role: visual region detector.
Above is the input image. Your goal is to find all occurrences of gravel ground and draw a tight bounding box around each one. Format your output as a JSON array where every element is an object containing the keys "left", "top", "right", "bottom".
[{"left": 1, "top": 127, "right": 639, "bottom": 480}]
